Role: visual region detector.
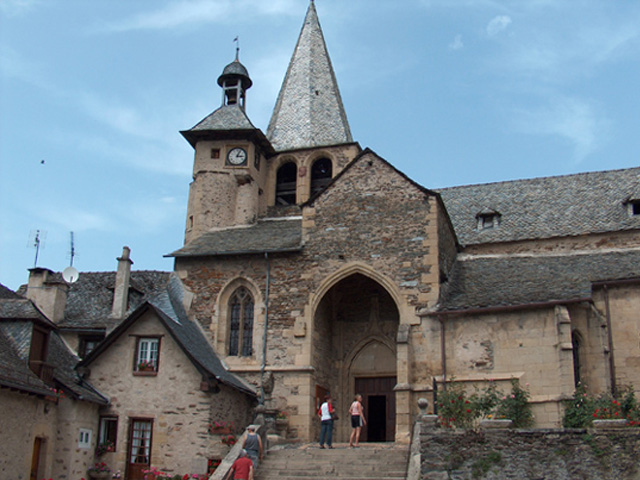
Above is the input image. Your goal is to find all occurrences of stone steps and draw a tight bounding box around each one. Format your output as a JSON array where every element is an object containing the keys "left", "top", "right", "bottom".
[{"left": 254, "top": 443, "right": 409, "bottom": 480}]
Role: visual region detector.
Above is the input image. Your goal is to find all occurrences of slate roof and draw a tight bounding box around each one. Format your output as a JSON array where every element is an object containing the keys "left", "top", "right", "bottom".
[
  {"left": 167, "top": 218, "right": 303, "bottom": 258},
  {"left": 0, "top": 286, "right": 108, "bottom": 403},
  {"left": 81, "top": 274, "right": 256, "bottom": 397},
  {"left": 266, "top": 1, "right": 352, "bottom": 151},
  {"left": 18, "top": 271, "right": 171, "bottom": 330},
  {"left": 438, "top": 249, "right": 640, "bottom": 312},
  {"left": 437, "top": 167, "right": 640, "bottom": 246}
]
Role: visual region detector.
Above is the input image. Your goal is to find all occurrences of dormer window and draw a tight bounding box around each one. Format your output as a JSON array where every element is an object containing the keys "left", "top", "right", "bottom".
[
  {"left": 476, "top": 209, "right": 501, "bottom": 231},
  {"left": 626, "top": 199, "right": 640, "bottom": 216}
]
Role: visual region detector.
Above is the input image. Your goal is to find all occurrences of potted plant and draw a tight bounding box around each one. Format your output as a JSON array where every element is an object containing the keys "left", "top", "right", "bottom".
[
  {"left": 137, "top": 360, "right": 155, "bottom": 372},
  {"left": 87, "top": 462, "right": 111, "bottom": 480},
  {"left": 96, "top": 440, "right": 115, "bottom": 456},
  {"left": 208, "top": 420, "right": 233, "bottom": 434}
]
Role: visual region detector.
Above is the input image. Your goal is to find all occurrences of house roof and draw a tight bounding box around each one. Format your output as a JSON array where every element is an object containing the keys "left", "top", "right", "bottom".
[
  {"left": 0, "top": 286, "right": 108, "bottom": 403},
  {"left": 438, "top": 249, "right": 640, "bottom": 312},
  {"left": 266, "top": 0, "right": 352, "bottom": 152},
  {"left": 167, "top": 218, "right": 303, "bottom": 258},
  {"left": 80, "top": 274, "right": 256, "bottom": 397},
  {"left": 437, "top": 167, "right": 640, "bottom": 246},
  {"left": 17, "top": 270, "right": 171, "bottom": 331}
]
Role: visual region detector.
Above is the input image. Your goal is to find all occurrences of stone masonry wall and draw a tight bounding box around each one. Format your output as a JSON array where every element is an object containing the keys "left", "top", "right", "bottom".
[{"left": 419, "top": 428, "right": 640, "bottom": 479}]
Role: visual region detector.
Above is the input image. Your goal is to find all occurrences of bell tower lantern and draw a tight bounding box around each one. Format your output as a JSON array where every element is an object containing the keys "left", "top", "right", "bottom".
[{"left": 218, "top": 52, "right": 252, "bottom": 109}]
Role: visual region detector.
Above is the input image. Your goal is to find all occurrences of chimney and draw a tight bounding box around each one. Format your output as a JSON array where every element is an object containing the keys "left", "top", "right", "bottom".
[
  {"left": 111, "top": 246, "right": 133, "bottom": 319},
  {"left": 26, "top": 267, "right": 68, "bottom": 323}
]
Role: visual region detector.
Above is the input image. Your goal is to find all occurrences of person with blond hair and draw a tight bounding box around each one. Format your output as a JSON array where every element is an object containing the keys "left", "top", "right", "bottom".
[{"left": 349, "top": 394, "right": 366, "bottom": 447}]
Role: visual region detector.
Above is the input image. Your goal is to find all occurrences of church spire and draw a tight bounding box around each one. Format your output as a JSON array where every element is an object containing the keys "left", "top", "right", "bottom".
[{"left": 266, "top": 1, "right": 353, "bottom": 152}]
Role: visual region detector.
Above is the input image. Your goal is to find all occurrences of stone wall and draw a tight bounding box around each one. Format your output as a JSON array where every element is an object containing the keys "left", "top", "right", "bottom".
[
  {"left": 0, "top": 390, "right": 57, "bottom": 480},
  {"left": 419, "top": 427, "right": 640, "bottom": 479}
]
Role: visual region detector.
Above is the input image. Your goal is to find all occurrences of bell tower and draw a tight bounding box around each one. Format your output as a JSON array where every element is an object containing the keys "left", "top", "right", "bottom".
[{"left": 181, "top": 53, "right": 274, "bottom": 245}]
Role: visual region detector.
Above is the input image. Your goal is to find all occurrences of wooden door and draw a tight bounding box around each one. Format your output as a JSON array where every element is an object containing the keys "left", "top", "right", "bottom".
[
  {"left": 126, "top": 419, "right": 153, "bottom": 480},
  {"left": 354, "top": 376, "right": 396, "bottom": 442},
  {"left": 30, "top": 437, "right": 43, "bottom": 480}
]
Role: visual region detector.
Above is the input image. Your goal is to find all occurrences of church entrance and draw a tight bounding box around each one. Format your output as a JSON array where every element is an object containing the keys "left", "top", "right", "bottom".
[
  {"left": 355, "top": 376, "right": 396, "bottom": 442},
  {"left": 312, "top": 272, "right": 399, "bottom": 443}
]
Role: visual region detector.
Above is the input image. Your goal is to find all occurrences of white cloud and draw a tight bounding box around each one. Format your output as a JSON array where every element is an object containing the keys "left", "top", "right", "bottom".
[
  {"left": 486, "top": 15, "right": 512, "bottom": 37},
  {"left": 512, "top": 96, "right": 609, "bottom": 162},
  {"left": 0, "top": 0, "right": 40, "bottom": 16},
  {"left": 449, "top": 34, "right": 464, "bottom": 50}
]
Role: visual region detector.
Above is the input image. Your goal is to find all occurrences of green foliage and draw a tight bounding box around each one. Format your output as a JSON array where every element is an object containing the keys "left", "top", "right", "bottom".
[
  {"left": 437, "top": 382, "right": 479, "bottom": 429},
  {"left": 562, "top": 383, "right": 640, "bottom": 428},
  {"left": 437, "top": 378, "right": 533, "bottom": 429},
  {"left": 471, "top": 451, "right": 502, "bottom": 478},
  {"left": 495, "top": 378, "right": 533, "bottom": 428}
]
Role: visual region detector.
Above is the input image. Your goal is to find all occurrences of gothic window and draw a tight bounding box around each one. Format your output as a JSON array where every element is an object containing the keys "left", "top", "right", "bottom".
[
  {"left": 275, "top": 162, "right": 297, "bottom": 205},
  {"left": 571, "top": 330, "right": 583, "bottom": 387},
  {"left": 228, "top": 287, "right": 254, "bottom": 357},
  {"left": 134, "top": 337, "right": 160, "bottom": 373},
  {"left": 310, "top": 157, "right": 333, "bottom": 196}
]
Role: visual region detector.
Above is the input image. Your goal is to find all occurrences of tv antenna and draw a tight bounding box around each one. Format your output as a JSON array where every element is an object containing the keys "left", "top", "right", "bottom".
[
  {"left": 63, "top": 231, "right": 79, "bottom": 284},
  {"left": 28, "top": 229, "right": 47, "bottom": 268}
]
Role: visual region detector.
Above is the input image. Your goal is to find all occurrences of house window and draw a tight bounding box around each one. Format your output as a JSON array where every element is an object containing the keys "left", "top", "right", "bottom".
[
  {"left": 98, "top": 416, "right": 118, "bottom": 453},
  {"left": 128, "top": 419, "right": 153, "bottom": 471},
  {"left": 228, "top": 287, "right": 254, "bottom": 357},
  {"left": 78, "top": 334, "right": 104, "bottom": 359},
  {"left": 135, "top": 337, "right": 160, "bottom": 373},
  {"left": 78, "top": 428, "right": 92, "bottom": 449},
  {"left": 29, "top": 326, "right": 53, "bottom": 384},
  {"left": 275, "top": 162, "right": 297, "bottom": 205},
  {"left": 310, "top": 157, "right": 332, "bottom": 196}
]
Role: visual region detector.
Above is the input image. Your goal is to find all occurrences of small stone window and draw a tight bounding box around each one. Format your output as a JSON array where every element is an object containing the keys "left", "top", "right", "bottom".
[
  {"left": 275, "top": 162, "right": 297, "bottom": 205},
  {"left": 228, "top": 287, "right": 254, "bottom": 357},
  {"left": 627, "top": 200, "right": 640, "bottom": 216},
  {"left": 310, "top": 157, "right": 333, "bottom": 196},
  {"left": 476, "top": 211, "right": 501, "bottom": 231}
]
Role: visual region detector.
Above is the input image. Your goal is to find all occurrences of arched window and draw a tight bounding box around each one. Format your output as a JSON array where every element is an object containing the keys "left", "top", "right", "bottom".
[
  {"left": 275, "top": 162, "right": 297, "bottom": 205},
  {"left": 228, "top": 287, "right": 254, "bottom": 357},
  {"left": 571, "top": 330, "right": 583, "bottom": 387},
  {"left": 310, "top": 157, "right": 332, "bottom": 196}
]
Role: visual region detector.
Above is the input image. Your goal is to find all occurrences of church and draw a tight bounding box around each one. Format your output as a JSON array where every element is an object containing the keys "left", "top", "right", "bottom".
[
  {"left": 2, "top": 1, "right": 640, "bottom": 478},
  {"left": 168, "top": 0, "right": 640, "bottom": 443}
]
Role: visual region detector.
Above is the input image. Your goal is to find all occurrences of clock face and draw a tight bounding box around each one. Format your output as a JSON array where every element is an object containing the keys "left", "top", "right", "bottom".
[{"left": 227, "top": 147, "right": 247, "bottom": 166}]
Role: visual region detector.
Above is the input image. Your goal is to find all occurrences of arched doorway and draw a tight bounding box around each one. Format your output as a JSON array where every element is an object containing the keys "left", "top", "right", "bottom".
[{"left": 312, "top": 273, "right": 399, "bottom": 443}]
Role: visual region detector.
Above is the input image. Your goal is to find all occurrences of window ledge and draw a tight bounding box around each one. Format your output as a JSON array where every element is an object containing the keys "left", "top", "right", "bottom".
[{"left": 133, "top": 371, "right": 158, "bottom": 377}]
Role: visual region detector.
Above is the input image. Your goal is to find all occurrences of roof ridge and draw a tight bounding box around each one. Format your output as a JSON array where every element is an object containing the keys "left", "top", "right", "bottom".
[{"left": 437, "top": 165, "right": 640, "bottom": 192}]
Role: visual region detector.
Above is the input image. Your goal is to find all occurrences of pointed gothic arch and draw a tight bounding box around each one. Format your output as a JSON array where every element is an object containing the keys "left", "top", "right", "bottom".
[{"left": 215, "top": 277, "right": 263, "bottom": 359}]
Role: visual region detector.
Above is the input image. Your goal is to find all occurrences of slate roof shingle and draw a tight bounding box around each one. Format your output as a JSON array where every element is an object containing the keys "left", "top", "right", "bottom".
[
  {"left": 438, "top": 167, "right": 640, "bottom": 246},
  {"left": 167, "top": 218, "right": 303, "bottom": 258},
  {"left": 439, "top": 249, "right": 640, "bottom": 312}
]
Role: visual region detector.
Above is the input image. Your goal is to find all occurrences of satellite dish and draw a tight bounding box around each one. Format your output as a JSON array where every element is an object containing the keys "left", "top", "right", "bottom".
[{"left": 62, "top": 266, "right": 79, "bottom": 284}]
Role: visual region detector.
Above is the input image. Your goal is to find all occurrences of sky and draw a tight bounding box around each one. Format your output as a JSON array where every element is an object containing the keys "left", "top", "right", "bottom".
[{"left": 1, "top": 0, "right": 640, "bottom": 291}]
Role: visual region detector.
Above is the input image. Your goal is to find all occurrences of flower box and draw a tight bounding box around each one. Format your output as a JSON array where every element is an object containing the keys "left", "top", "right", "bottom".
[
  {"left": 592, "top": 419, "right": 628, "bottom": 429},
  {"left": 480, "top": 419, "right": 513, "bottom": 429}
]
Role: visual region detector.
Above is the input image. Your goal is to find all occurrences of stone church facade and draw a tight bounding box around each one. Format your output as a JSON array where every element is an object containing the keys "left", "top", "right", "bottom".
[{"left": 168, "top": 0, "right": 640, "bottom": 444}]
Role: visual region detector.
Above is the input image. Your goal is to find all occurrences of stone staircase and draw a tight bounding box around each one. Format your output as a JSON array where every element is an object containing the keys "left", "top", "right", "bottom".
[{"left": 254, "top": 443, "right": 410, "bottom": 480}]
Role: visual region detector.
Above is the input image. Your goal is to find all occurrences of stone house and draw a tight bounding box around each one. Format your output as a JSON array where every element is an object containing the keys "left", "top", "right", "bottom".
[
  {"left": 1, "top": 251, "right": 256, "bottom": 480},
  {"left": 0, "top": 283, "right": 108, "bottom": 479}
]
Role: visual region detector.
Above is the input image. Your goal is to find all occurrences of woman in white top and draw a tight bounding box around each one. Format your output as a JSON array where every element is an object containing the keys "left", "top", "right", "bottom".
[
  {"left": 348, "top": 394, "right": 366, "bottom": 447},
  {"left": 318, "top": 395, "right": 335, "bottom": 448}
]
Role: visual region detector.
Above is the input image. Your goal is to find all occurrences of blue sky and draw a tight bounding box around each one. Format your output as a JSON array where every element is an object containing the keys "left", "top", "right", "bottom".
[{"left": 1, "top": 0, "right": 640, "bottom": 290}]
